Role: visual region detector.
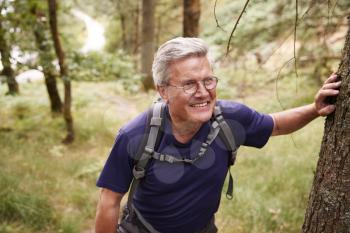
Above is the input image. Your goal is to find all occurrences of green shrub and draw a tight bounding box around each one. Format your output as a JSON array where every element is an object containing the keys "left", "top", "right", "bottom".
[{"left": 67, "top": 50, "right": 142, "bottom": 92}]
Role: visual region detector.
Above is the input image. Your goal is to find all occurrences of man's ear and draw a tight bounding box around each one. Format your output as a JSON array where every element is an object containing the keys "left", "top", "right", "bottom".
[{"left": 157, "top": 85, "right": 168, "bottom": 102}]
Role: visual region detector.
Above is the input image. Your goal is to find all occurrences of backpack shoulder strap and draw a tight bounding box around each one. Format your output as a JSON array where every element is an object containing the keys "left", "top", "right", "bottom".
[
  {"left": 213, "top": 105, "right": 238, "bottom": 200},
  {"left": 214, "top": 105, "right": 238, "bottom": 165},
  {"left": 126, "top": 101, "right": 165, "bottom": 213}
]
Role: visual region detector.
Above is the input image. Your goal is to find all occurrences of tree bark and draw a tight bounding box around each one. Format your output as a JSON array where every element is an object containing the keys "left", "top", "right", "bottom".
[
  {"left": 141, "top": 0, "right": 155, "bottom": 91},
  {"left": 0, "top": 13, "right": 19, "bottom": 95},
  {"left": 183, "top": 0, "right": 200, "bottom": 37},
  {"left": 302, "top": 18, "right": 350, "bottom": 233},
  {"left": 30, "top": 3, "right": 62, "bottom": 113},
  {"left": 47, "top": 0, "right": 74, "bottom": 144}
]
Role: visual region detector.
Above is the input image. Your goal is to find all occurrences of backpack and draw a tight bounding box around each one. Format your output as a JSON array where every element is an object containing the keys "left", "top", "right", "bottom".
[{"left": 119, "top": 101, "right": 238, "bottom": 233}]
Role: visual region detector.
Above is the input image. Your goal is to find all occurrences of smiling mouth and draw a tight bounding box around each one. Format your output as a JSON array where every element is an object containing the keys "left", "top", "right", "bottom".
[{"left": 190, "top": 101, "right": 210, "bottom": 108}]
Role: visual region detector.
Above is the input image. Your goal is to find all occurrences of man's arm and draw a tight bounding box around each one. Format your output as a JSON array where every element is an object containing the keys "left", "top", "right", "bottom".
[
  {"left": 270, "top": 73, "right": 341, "bottom": 136},
  {"left": 95, "top": 188, "right": 124, "bottom": 233}
]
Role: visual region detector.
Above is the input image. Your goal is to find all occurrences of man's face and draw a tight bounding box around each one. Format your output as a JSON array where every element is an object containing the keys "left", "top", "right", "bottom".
[{"left": 158, "top": 56, "right": 217, "bottom": 127}]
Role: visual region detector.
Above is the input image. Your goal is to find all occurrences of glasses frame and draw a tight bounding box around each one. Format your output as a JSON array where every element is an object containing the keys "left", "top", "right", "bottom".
[{"left": 166, "top": 76, "right": 219, "bottom": 95}]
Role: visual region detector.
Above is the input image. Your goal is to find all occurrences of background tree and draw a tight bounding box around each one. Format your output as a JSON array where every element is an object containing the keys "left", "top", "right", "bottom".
[
  {"left": 29, "top": 1, "right": 62, "bottom": 113},
  {"left": 0, "top": 2, "right": 19, "bottom": 95},
  {"left": 115, "top": 0, "right": 140, "bottom": 55},
  {"left": 47, "top": 0, "right": 74, "bottom": 143},
  {"left": 183, "top": 0, "right": 200, "bottom": 37},
  {"left": 141, "top": 0, "right": 155, "bottom": 91},
  {"left": 302, "top": 19, "right": 350, "bottom": 233}
]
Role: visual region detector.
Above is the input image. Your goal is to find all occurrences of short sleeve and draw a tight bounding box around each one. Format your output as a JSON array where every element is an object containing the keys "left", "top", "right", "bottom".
[
  {"left": 218, "top": 100, "right": 274, "bottom": 148},
  {"left": 96, "top": 130, "right": 134, "bottom": 193}
]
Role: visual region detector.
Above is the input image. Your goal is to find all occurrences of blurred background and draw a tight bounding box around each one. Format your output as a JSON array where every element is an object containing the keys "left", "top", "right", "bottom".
[{"left": 0, "top": 0, "right": 349, "bottom": 232}]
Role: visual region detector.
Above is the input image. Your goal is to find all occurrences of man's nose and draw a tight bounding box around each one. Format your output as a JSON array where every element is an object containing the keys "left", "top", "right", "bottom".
[{"left": 194, "top": 81, "right": 209, "bottom": 97}]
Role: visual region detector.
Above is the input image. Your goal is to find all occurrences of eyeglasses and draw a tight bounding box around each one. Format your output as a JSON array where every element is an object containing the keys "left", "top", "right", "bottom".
[{"left": 167, "top": 76, "right": 218, "bottom": 95}]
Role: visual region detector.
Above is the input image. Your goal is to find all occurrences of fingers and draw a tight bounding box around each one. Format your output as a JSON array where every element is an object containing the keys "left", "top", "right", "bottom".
[
  {"left": 324, "top": 73, "right": 338, "bottom": 84},
  {"left": 318, "top": 105, "right": 336, "bottom": 116},
  {"left": 318, "top": 89, "right": 339, "bottom": 98},
  {"left": 321, "top": 81, "right": 341, "bottom": 90}
]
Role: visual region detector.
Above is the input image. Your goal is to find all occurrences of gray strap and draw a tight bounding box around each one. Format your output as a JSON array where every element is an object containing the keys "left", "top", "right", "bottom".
[
  {"left": 214, "top": 105, "right": 237, "bottom": 200},
  {"left": 150, "top": 120, "right": 221, "bottom": 165},
  {"left": 127, "top": 102, "right": 164, "bottom": 211},
  {"left": 214, "top": 106, "right": 237, "bottom": 165},
  {"left": 138, "top": 102, "right": 163, "bottom": 163}
]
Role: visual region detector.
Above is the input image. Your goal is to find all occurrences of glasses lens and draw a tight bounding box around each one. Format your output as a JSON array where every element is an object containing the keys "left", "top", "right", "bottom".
[
  {"left": 183, "top": 83, "right": 197, "bottom": 94},
  {"left": 204, "top": 77, "right": 217, "bottom": 90}
]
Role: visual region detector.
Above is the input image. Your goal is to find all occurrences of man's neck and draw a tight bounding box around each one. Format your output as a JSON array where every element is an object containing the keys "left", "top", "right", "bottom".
[{"left": 171, "top": 119, "right": 202, "bottom": 144}]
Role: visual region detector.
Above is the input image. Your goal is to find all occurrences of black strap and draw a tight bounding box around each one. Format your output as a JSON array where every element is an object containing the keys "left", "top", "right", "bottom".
[{"left": 132, "top": 204, "right": 161, "bottom": 233}]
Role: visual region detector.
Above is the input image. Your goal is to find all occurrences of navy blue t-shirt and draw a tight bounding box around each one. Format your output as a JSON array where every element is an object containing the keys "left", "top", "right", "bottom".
[{"left": 97, "top": 100, "right": 274, "bottom": 233}]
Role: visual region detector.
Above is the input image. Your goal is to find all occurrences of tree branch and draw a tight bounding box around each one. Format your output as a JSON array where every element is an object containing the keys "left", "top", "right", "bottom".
[
  {"left": 226, "top": 0, "right": 250, "bottom": 56},
  {"left": 213, "top": 0, "right": 225, "bottom": 31},
  {"left": 293, "top": 0, "right": 299, "bottom": 92}
]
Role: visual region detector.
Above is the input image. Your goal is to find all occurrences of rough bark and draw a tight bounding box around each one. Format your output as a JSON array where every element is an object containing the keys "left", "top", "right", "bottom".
[
  {"left": 141, "top": 0, "right": 155, "bottom": 91},
  {"left": 183, "top": 0, "right": 200, "bottom": 37},
  {"left": 30, "top": 4, "right": 62, "bottom": 113},
  {"left": 0, "top": 14, "right": 19, "bottom": 95},
  {"left": 47, "top": 0, "right": 74, "bottom": 144},
  {"left": 302, "top": 18, "right": 350, "bottom": 233}
]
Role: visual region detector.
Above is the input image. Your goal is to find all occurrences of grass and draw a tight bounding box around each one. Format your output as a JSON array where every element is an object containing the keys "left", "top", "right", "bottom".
[{"left": 0, "top": 73, "right": 326, "bottom": 232}]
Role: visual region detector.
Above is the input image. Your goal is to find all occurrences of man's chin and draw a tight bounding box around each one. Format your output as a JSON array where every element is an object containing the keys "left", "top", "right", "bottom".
[{"left": 189, "top": 112, "right": 213, "bottom": 124}]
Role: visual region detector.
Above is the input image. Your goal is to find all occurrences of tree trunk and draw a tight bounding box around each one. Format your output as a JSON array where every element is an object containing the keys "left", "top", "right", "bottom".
[
  {"left": 0, "top": 15, "right": 19, "bottom": 95},
  {"left": 141, "top": 0, "right": 155, "bottom": 91},
  {"left": 183, "top": 0, "right": 200, "bottom": 37},
  {"left": 302, "top": 18, "right": 350, "bottom": 233},
  {"left": 47, "top": 0, "right": 74, "bottom": 144},
  {"left": 116, "top": 0, "right": 140, "bottom": 55},
  {"left": 30, "top": 3, "right": 62, "bottom": 113}
]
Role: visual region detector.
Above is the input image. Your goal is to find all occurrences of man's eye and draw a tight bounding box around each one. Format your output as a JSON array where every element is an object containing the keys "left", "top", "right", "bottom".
[
  {"left": 204, "top": 77, "right": 214, "bottom": 83},
  {"left": 183, "top": 81, "right": 196, "bottom": 87}
]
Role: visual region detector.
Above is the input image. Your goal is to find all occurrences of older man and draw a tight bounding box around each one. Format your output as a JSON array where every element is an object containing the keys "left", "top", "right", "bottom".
[{"left": 95, "top": 37, "right": 340, "bottom": 233}]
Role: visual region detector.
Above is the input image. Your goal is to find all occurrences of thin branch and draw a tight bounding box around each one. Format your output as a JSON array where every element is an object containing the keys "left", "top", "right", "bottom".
[
  {"left": 226, "top": 0, "right": 250, "bottom": 56},
  {"left": 300, "top": 0, "right": 317, "bottom": 21},
  {"left": 276, "top": 56, "right": 299, "bottom": 149},
  {"left": 293, "top": 0, "right": 299, "bottom": 89},
  {"left": 275, "top": 57, "right": 294, "bottom": 111},
  {"left": 330, "top": 0, "right": 339, "bottom": 17},
  {"left": 214, "top": 0, "right": 225, "bottom": 31}
]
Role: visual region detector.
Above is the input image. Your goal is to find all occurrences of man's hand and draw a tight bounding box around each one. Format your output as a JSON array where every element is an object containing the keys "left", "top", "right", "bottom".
[
  {"left": 270, "top": 73, "right": 341, "bottom": 136},
  {"left": 314, "top": 73, "right": 341, "bottom": 116}
]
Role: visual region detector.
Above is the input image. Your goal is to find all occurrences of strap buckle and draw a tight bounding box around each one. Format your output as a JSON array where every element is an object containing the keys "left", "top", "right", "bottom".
[
  {"left": 133, "top": 166, "right": 145, "bottom": 179},
  {"left": 144, "top": 146, "right": 154, "bottom": 155}
]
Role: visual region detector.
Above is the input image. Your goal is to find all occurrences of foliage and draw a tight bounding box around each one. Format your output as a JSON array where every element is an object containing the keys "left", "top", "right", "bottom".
[{"left": 67, "top": 50, "right": 142, "bottom": 92}]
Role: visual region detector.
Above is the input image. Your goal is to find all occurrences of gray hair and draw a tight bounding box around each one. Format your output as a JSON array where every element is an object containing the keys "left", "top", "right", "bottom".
[{"left": 152, "top": 37, "right": 213, "bottom": 86}]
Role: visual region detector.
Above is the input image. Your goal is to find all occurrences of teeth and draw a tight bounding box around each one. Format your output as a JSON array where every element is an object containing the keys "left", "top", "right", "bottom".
[{"left": 191, "top": 102, "right": 208, "bottom": 107}]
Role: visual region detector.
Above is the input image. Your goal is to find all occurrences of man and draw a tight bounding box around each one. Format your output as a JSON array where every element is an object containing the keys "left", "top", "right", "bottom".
[{"left": 95, "top": 37, "right": 341, "bottom": 233}]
